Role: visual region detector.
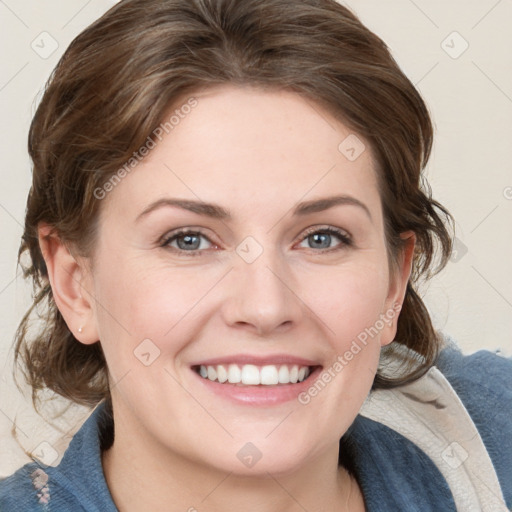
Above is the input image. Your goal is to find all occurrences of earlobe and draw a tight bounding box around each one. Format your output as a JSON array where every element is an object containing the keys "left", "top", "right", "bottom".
[
  {"left": 38, "top": 223, "right": 99, "bottom": 345},
  {"left": 380, "top": 231, "right": 416, "bottom": 347}
]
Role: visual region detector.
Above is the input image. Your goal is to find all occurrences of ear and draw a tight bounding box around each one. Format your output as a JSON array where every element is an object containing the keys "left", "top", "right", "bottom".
[
  {"left": 380, "top": 230, "right": 416, "bottom": 347},
  {"left": 38, "top": 223, "right": 99, "bottom": 345}
]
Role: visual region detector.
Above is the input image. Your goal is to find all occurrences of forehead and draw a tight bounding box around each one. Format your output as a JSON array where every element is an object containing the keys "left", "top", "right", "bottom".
[{"left": 101, "top": 85, "right": 381, "bottom": 223}]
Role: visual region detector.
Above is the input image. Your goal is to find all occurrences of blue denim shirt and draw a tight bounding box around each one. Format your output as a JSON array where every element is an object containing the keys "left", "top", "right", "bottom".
[{"left": 1, "top": 338, "right": 511, "bottom": 511}]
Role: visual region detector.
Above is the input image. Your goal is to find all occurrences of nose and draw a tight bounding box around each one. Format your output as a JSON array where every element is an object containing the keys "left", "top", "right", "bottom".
[{"left": 221, "top": 242, "right": 303, "bottom": 336}]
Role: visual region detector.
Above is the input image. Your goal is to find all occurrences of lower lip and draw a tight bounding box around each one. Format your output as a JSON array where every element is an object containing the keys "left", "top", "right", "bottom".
[{"left": 191, "top": 366, "right": 323, "bottom": 406}]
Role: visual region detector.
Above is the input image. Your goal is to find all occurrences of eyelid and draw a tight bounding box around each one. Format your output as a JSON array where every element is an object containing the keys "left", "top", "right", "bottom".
[
  {"left": 160, "top": 224, "right": 353, "bottom": 255},
  {"left": 298, "top": 224, "right": 351, "bottom": 241},
  {"left": 159, "top": 227, "right": 217, "bottom": 256},
  {"left": 159, "top": 226, "right": 212, "bottom": 241},
  {"left": 295, "top": 225, "right": 353, "bottom": 250}
]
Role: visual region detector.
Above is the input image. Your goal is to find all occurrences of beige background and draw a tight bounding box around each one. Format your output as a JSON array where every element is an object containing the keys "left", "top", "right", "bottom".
[{"left": 1, "top": 0, "right": 511, "bottom": 477}]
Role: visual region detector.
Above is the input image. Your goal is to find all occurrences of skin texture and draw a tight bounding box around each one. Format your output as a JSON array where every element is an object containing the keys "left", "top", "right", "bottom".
[{"left": 39, "top": 85, "right": 415, "bottom": 511}]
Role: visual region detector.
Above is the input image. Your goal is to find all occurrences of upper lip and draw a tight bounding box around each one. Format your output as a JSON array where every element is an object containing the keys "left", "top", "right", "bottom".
[{"left": 190, "top": 354, "right": 322, "bottom": 367}]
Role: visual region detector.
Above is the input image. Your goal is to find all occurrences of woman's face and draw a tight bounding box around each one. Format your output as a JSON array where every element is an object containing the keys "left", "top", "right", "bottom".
[{"left": 81, "top": 85, "right": 413, "bottom": 475}]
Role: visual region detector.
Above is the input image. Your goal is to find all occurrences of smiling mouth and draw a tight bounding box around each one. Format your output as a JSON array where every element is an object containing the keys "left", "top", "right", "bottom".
[{"left": 192, "top": 363, "right": 320, "bottom": 386}]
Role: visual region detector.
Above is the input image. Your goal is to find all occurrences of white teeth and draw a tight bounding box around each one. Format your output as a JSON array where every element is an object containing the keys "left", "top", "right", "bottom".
[
  {"left": 207, "top": 366, "right": 217, "bottom": 381},
  {"left": 278, "top": 365, "right": 290, "bottom": 384},
  {"left": 197, "top": 363, "right": 312, "bottom": 385},
  {"left": 260, "top": 365, "right": 279, "bottom": 385},
  {"left": 227, "top": 364, "right": 241, "bottom": 383},
  {"left": 217, "top": 365, "right": 228, "bottom": 383},
  {"left": 289, "top": 365, "right": 299, "bottom": 384},
  {"left": 241, "top": 364, "right": 260, "bottom": 385}
]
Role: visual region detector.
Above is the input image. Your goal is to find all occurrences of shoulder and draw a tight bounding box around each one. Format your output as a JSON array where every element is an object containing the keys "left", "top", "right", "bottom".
[
  {"left": 0, "top": 462, "right": 49, "bottom": 511},
  {"left": 436, "top": 334, "right": 512, "bottom": 388},
  {"left": 435, "top": 335, "right": 512, "bottom": 421},
  {"left": 0, "top": 400, "right": 115, "bottom": 512},
  {"left": 435, "top": 334, "right": 512, "bottom": 507},
  {"left": 0, "top": 461, "right": 90, "bottom": 512}
]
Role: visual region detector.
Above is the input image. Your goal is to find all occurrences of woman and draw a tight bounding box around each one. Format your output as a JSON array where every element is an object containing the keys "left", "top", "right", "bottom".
[{"left": 1, "top": 0, "right": 511, "bottom": 510}]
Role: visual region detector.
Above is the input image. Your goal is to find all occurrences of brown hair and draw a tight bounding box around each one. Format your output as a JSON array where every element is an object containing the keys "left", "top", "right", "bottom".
[{"left": 14, "top": 0, "right": 454, "bottom": 410}]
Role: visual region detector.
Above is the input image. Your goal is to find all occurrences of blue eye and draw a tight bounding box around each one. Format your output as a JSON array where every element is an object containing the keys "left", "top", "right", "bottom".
[
  {"left": 161, "top": 229, "right": 213, "bottom": 255},
  {"left": 160, "top": 226, "right": 352, "bottom": 256},
  {"left": 298, "top": 227, "right": 352, "bottom": 251}
]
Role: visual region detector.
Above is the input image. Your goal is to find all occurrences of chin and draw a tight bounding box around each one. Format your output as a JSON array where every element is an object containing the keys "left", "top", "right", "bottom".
[{"left": 191, "top": 432, "right": 317, "bottom": 477}]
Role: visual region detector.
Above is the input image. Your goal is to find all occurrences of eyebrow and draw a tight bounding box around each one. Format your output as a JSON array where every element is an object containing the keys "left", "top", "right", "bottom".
[{"left": 136, "top": 194, "right": 372, "bottom": 222}]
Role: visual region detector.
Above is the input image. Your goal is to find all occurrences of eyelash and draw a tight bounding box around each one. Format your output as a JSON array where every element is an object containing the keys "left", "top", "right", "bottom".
[{"left": 160, "top": 226, "right": 353, "bottom": 257}]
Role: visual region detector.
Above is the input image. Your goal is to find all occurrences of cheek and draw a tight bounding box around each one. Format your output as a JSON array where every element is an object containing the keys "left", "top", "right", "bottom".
[
  {"left": 303, "top": 259, "right": 389, "bottom": 345},
  {"left": 90, "top": 257, "right": 209, "bottom": 403},
  {"left": 299, "top": 264, "right": 387, "bottom": 431},
  {"left": 92, "top": 253, "right": 221, "bottom": 353}
]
